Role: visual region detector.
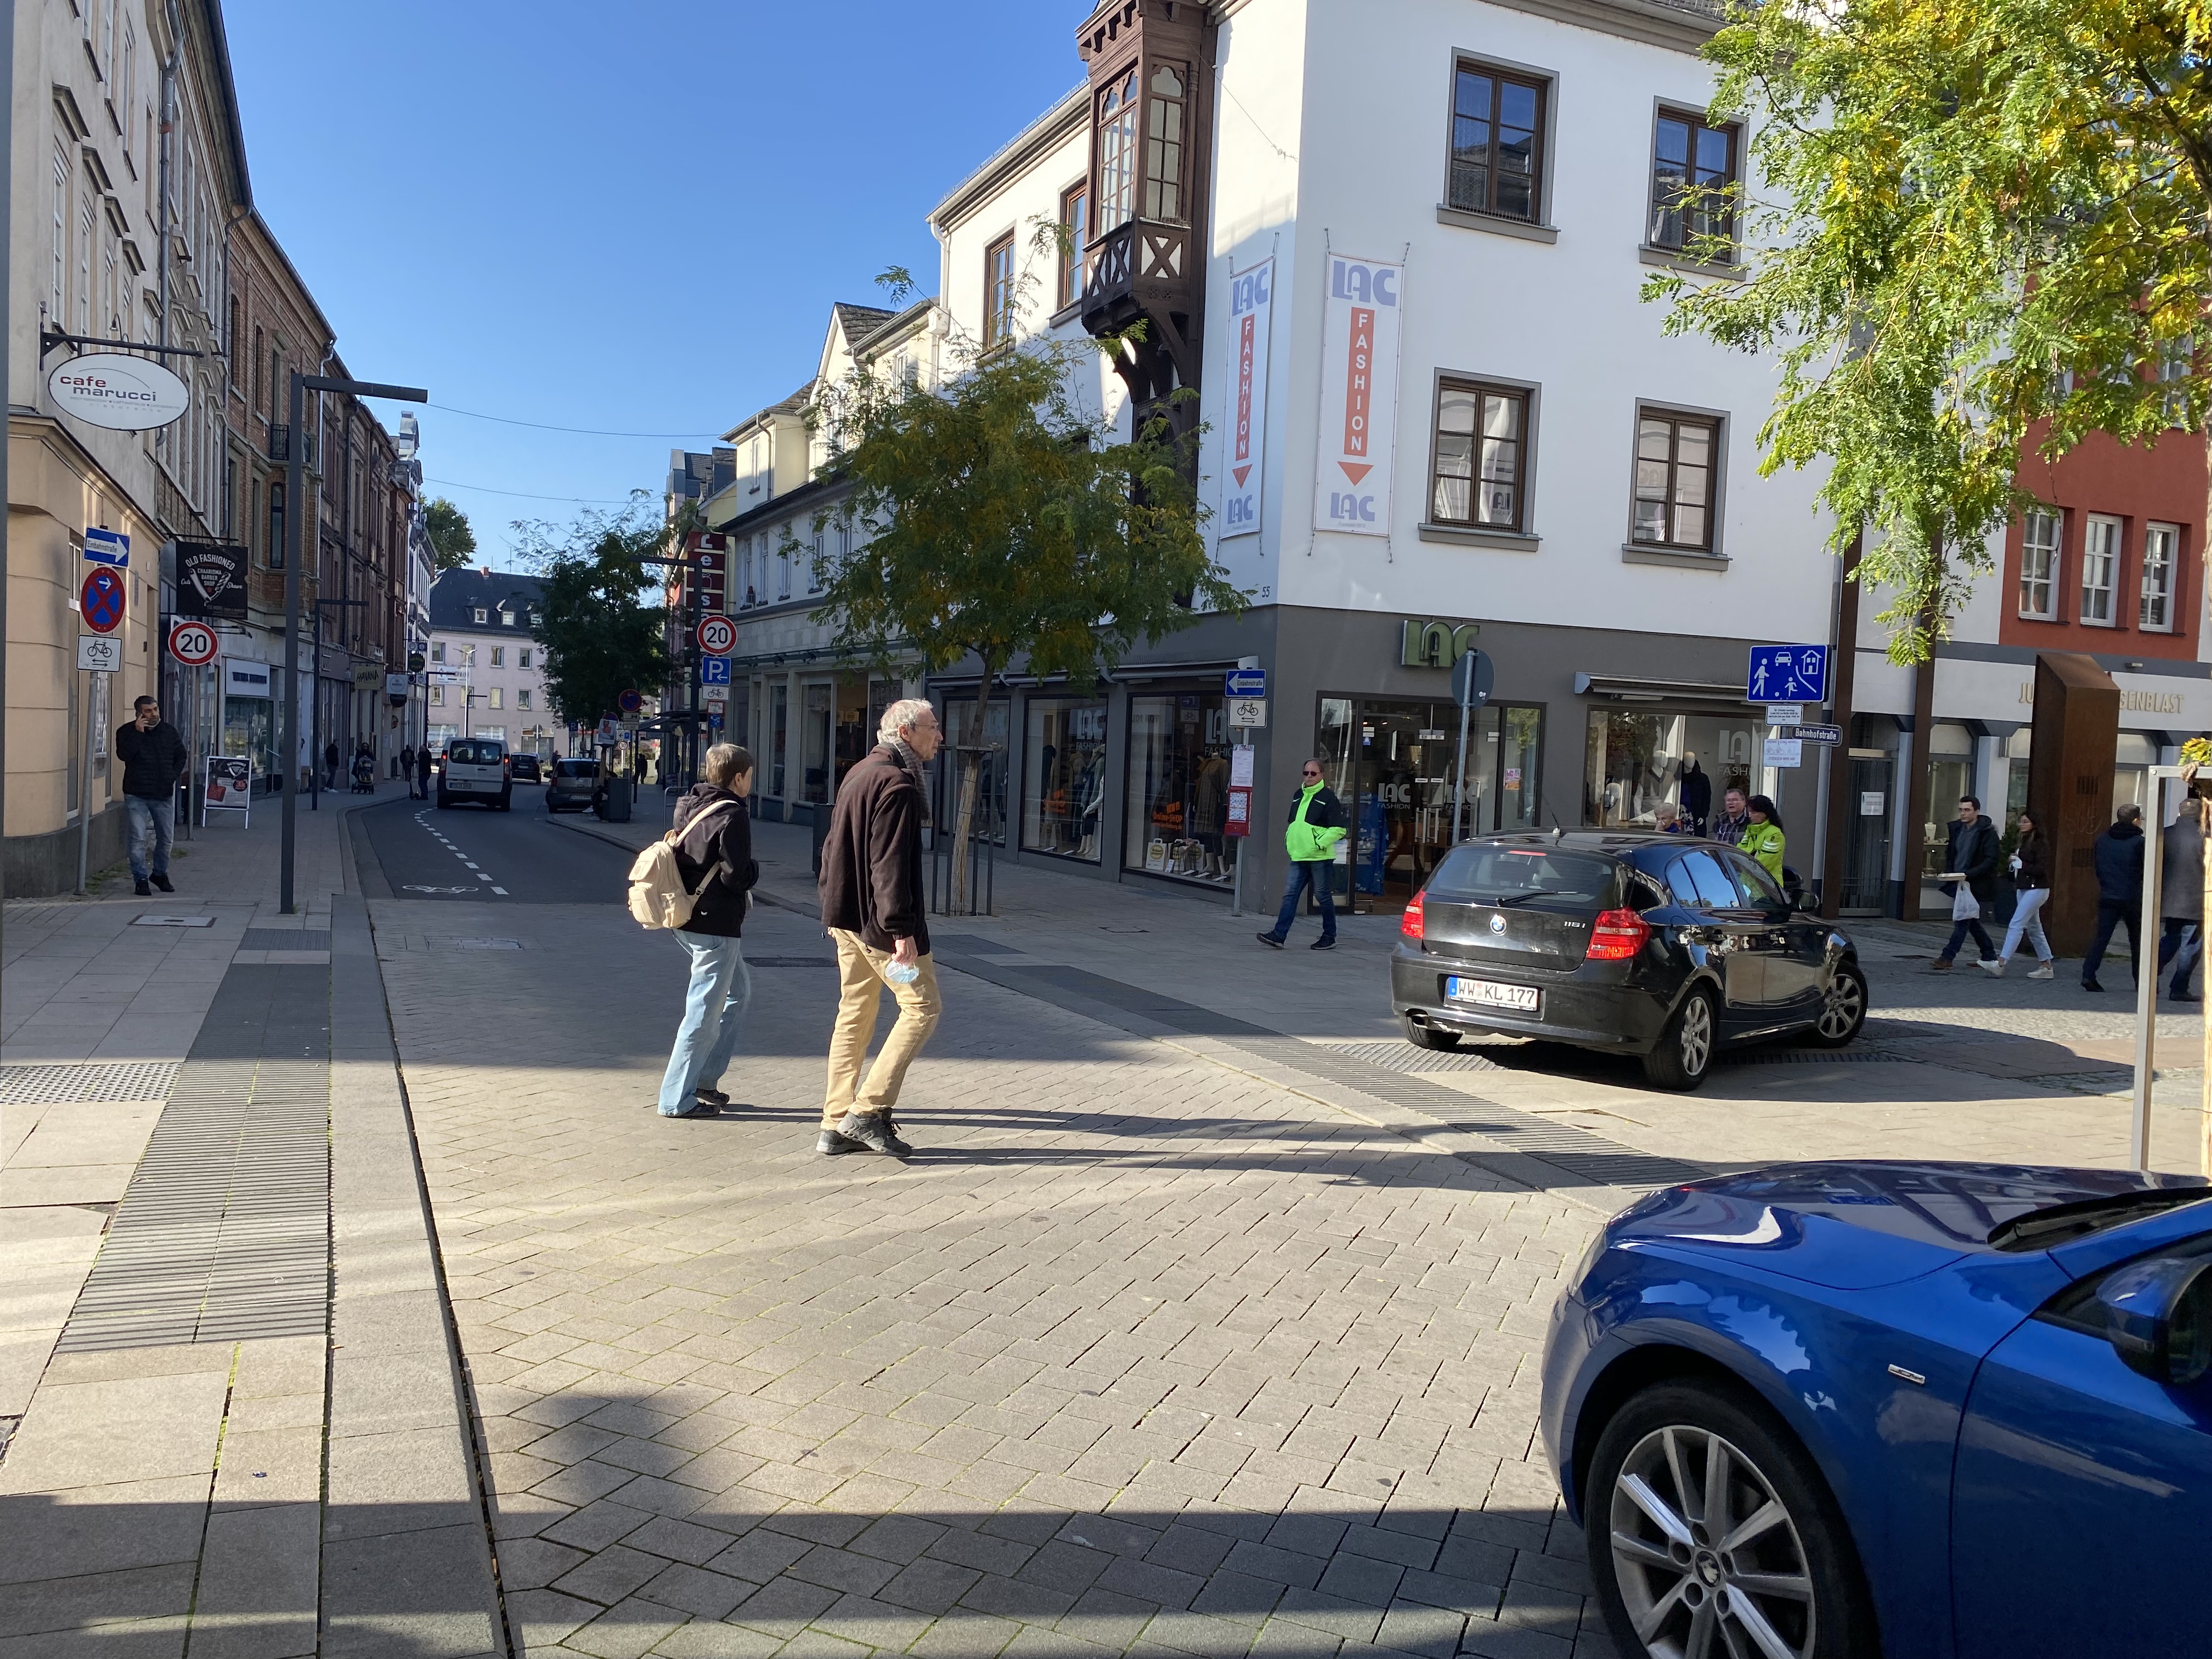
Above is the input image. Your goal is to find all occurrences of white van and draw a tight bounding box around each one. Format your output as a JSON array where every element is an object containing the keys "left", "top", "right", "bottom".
[{"left": 437, "top": 738, "right": 512, "bottom": 811}]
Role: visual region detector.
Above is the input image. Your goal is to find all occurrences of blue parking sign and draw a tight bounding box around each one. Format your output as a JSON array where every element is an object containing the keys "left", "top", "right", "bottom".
[
  {"left": 1747, "top": 644, "right": 1827, "bottom": 704},
  {"left": 701, "top": 657, "right": 731, "bottom": 685}
]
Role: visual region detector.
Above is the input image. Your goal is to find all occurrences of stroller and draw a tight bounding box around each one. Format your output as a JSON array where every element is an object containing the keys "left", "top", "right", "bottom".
[{"left": 349, "top": 749, "right": 376, "bottom": 793}]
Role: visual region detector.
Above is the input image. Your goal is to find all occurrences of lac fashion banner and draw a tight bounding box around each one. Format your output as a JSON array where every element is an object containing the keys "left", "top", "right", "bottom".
[
  {"left": 1313, "top": 252, "right": 1404, "bottom": 539},
  {"left": 1222, "top": 257, "right": 1273, "bottom": 539}
]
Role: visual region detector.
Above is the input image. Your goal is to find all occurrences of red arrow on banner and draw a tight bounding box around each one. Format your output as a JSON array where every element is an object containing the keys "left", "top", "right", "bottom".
[
  {"left": 1339, "top": 462, "right": 1372, "bottom": 485},
  {"left": 1233, "top": 466, "right": 1251, "bottom": 487}
]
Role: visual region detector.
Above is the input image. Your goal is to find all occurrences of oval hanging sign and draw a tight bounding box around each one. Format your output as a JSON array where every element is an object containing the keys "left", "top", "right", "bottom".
[{"left": 47, "top": 352, "right": 191, "bottom": 431}]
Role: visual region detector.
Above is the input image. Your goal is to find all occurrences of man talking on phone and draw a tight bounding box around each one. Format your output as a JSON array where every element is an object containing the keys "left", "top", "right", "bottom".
[{"left": 115, "top": 695, "right": 189, "bottom": 898}]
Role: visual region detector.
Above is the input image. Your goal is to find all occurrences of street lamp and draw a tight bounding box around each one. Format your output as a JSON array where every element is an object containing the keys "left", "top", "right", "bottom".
[{"left": 283, "top": 370, "right": 427, "bottom": 913}]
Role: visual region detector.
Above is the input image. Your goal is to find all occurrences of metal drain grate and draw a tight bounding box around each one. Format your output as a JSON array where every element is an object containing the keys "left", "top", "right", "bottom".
[
  {"left": 450, "top": 938, "right": 523, "bottom": 950},
  {"left": 1724, "top": 1048, "right": 1909, "bottom": 1065},
  {"left": 239, "top": 929, "right": 331, "bottom": 951},
  {"left": 1312, "top": 1040, "right": 1503, "bottom": 1074},
  {"left": 0, "top": 1063, "right": 180, "bottom": 1104}
]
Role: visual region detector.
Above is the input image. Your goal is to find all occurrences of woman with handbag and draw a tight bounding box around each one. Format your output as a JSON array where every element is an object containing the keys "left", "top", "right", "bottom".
[{"left": 1980, "top": 808, "right": 2055, "bottom": 978}]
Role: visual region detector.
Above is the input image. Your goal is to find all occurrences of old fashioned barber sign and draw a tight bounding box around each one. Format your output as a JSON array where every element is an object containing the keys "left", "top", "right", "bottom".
[
  {"left": 1222, "top": 257, "right": 1274, "bottom": 539},
  {"left": 1314, "top": 253, "right": 1404, "bottom": 539}
]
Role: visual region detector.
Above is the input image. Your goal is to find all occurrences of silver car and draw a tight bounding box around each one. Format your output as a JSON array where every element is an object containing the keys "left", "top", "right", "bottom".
[{"left": 545, "top": 757, "right": 599, "bottom": 813}]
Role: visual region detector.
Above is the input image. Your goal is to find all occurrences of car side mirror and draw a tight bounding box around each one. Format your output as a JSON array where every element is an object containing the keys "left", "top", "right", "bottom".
[{"left": 2097, "top": 1256, "right": 2212, "bottom": 1385}]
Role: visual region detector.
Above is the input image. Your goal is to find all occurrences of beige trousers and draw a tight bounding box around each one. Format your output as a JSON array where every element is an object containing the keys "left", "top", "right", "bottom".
[{"left": 822, "top": 928, "right": 942, "bottom": 1125}]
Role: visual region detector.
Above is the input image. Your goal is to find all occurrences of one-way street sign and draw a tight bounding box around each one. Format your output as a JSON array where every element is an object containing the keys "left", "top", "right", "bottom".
[{"left": 1225, "top": 668, "right": 1267, "bottom": 697}]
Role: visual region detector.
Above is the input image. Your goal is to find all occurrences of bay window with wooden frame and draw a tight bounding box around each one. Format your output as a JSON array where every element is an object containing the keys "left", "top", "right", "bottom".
[
  {"left": 1142, "top": 62, "right": 1190, "bottom": 222},
  {"left": 1430, "top": 380, "right": 1530, "bottom": 531},
  {"left": 1630, "top": 409, "right": 1720, "bottom": 552},
  {"left": 983, "top": 233, "right": 1015, "bottom": 348},
  {"left": 1093, "top": 65, "right": 1139, "bottom": 232}
]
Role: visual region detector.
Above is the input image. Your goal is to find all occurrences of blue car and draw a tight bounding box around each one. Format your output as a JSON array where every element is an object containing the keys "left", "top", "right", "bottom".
[{"left": 1542, "top": 1161, "right": 2212, "bottom": 1659}]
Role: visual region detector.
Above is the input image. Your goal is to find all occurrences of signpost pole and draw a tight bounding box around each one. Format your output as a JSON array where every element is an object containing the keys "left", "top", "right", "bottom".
[
  {"left": 1453, "top": 697, "right": 1472, "bottom": 846},
  {"left": 75, "top": 669, "right": 95, "bottom": 895}
]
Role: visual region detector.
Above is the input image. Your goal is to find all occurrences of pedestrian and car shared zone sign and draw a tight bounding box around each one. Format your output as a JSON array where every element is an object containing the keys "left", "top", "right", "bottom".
[
  {"left": 696, "top": 614, "right": 735, "bottom": 656},
  {"left": 80, "top": 567, "right": 127, "bottom": 634},
  {"left": 1747, "top": 644, "right": 1827, "bottom": 704},
  {"left": 168, "top": 620, "right": 220, "bottom": 665}
]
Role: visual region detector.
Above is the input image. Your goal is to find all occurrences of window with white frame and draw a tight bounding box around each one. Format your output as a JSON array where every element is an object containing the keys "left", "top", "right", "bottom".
[
  {"left": 519, "top": 648, "right": 532, "bottom": 669},
  {"left": 808, "top": 526, "right": 825, "bottom": 593},
  {"left": 488, "top": 687, "right": 503, "bottom": 710},
  {"left": 777, "top": 545, "right": 791, "bottom": 600},
  {"left": 2019, "top": 508, "right": 2060, "bottom": 619},
  {"left": 2141, "top": 522, "right": 2180, "bottom": 631},
  {"left": 472, "top": 607, "right": 487, "bottom": 623},
  {"left": 2080, "top": 514, "right": 2121, "bottom": 624},
  {"left": 490, "top": 646, "right": 504, "bottom": 668},
  {"left": 517, "top": 689, "right": 531, "bottom": 710}
]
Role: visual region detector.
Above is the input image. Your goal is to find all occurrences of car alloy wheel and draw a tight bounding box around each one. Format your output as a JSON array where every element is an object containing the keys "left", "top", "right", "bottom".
[
  {"left": 1813, "top": 966, "right": 1866, "bottom": 1045},
  {"left": 1609, "top": 1423, "right": 1815, "bottom": 1658}
]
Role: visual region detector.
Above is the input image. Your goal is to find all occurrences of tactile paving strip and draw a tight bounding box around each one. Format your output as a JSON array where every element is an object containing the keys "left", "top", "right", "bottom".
[
  {"left": 0, "top": 1063, "right": 181, "bottom": 1104},
  {"left": 239, "top": 929, "right": 332, "bottom": 951},
  {"left": 54, "top": 961, "right": 330, "bottom": 1353}
]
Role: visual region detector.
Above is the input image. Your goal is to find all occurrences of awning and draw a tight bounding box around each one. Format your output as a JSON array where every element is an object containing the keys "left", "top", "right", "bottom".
[{"left": 1575, "top": 672, "right": 1757, "bottom": 706}]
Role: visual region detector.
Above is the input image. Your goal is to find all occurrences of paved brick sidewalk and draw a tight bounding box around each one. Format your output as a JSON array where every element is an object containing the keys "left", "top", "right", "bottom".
[{"left": 374, "top": 895, "right": 1610, "bottom": 1659}]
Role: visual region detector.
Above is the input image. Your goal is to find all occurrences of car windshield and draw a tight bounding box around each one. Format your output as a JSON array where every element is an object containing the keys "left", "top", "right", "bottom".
[
  {"left": 554, "top": 760, "right": 598, "bottom": 778},
  {"left": 1426, "top": 845, "right": 1620, "bottom": 910},
  {"left": 447, "top": 742, "right": 503, "bottom": 765}
]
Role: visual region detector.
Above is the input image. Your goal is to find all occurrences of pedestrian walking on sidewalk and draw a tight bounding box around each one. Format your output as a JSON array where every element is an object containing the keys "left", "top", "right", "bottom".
[
  {"left": 323, "top": 739, "right": 341, "bottom": 791},
  {"left": 1930, "top": 796, "right": 2000, "bottom": 970},
  {"left": 2157, "top": 796, "right": 2205, "bottom": 1003},
  {"left": 655, "top": 744, "right": 760, "bottom": 1119},
  {"left": 400, "top": 744, "right": 416, "bottom": 797},
  {"left": 1257, "top": 759, "right": 1347, "bottom": 951},
  {"left": 816, "top": 698, "right": 943, "bottom": 1158},
  {"left": 115, "top": 695, "right": 187, "bottom": 897},
  {"left": 2081, "top": 803, "right": 2146, "bottom": 991},
  {"left": 415, "top": 744, "right": 433, "bottom": 800},
  {"left": 1980, "top": 809, "right": 2055, "bottom": 978}
]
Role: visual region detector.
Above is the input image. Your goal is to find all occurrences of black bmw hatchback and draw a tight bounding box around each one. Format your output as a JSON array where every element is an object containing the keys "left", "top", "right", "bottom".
[{"left": 1391, "top": 832, "right": 1867, "bottom": 1090}]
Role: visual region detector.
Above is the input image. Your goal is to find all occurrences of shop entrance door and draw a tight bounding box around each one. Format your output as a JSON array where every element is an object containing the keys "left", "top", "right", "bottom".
[{"left": 1841, "top": 753, "right": 1893, "bottom": 913}]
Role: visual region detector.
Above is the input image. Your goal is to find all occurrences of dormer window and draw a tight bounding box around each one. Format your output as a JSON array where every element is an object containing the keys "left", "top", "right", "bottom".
[
  {"left": 500, "top": 610, "right": 516, "bottom": 626},
  {"left": 472, "top": 607, "right": 487, "bottom": 623}
]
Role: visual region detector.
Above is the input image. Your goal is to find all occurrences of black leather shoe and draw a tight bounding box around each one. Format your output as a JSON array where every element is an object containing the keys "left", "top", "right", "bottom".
[
  {"left": 1311, "top": 936, "right": 1336, "bottom": 951},
  {"left": 817, "top": 1128, "right": 861, "bottom": 1155},
  {"left": 2082, "top": 978, "right": 2104, "bottom": 991},
  {"left": 1256, "top": 932, "right": 1285, "bottom": 949},
  {"left": 695, "top": 1087, "right": 730, "bottom": 1107},
  {"left": 838, "top": 1110, "right": 912, "bottom": 1158},
  {"left": 134, "top": 880, "right": 151, "bottom": 896},
  {"left": 150, "top": 874, "right": 174, "bottom": 893}
]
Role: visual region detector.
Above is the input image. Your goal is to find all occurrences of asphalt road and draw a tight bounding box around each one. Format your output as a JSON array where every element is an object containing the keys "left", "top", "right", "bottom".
[{"left": 354, "top": 787, "right": 630, "bottom": 904}]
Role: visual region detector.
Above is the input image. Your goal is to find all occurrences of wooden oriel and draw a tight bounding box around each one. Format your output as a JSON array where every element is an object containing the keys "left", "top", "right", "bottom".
[{"left": 2026, "top": 651, "right": 2121, "bottom": 957}]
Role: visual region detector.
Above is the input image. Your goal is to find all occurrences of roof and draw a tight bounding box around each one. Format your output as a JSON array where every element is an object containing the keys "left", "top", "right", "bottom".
[
  {"left": 428, "top": 569, "right": 549, "bottom": 635},
  {"left": 668, "top": 447, "right": 736, "bottom": 501},
  {"left": 832, "top": 303, "right": 897, "bottom": 345},
  {"left": 718, "top": 385, "right": 815, "bottom": 446}
]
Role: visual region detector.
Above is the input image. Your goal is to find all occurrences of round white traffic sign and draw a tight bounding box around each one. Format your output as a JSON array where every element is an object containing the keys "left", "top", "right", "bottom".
[
  {"left": 696, "top": 614, "right": 736, "bottom": 656},
  {"left": 169, "top": 620, "right": 219, "bottom": 664},
  {"left": 47, "top": 352, "right": 191, "bottom": 431}
]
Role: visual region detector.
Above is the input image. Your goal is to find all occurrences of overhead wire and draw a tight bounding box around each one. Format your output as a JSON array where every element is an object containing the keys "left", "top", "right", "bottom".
[{"left": 424, "top": 401, "right": 725, "bottom": 440}]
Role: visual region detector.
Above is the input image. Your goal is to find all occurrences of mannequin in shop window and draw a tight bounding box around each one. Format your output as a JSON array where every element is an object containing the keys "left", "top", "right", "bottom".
[{"left": 1680, "top": 753, "right": 1712, "bottom": 834}]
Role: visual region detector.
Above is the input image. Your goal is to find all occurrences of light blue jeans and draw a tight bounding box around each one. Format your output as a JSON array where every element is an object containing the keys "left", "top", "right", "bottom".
[
  {"left": 126, "top": 794, "right": 174, "bottom": 883},
  {"left": 1999, "top": 887, "right": 2053, "bottom": 964},
  {"left": 657, "top": 930, "right": 750, "bottom": 1116}
]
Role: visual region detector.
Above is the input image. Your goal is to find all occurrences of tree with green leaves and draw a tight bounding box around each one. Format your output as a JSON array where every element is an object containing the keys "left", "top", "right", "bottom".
[
  {"left": 1647, "top": 0, "right": 2209, "bottom": 663},
  {"left": 810, "top": 251, "right": 1244, "bottom": 901},
  {"left": 425, "top": 498, "right": 478, "bottom": 573},
  {"left": 518, "top": 498, "right": 672, "bottom": 738}
]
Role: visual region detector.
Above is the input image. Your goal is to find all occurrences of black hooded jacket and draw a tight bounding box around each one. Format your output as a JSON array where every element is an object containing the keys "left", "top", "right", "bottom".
[{"left": 669, "top": 784, "right": 758, "bottom": 937}]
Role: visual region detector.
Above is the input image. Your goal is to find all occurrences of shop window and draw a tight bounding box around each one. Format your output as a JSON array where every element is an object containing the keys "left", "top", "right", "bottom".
[
  {"left": 769, "top": 683, "right": 788, "bottom": 797},
  {"left": 2080, "top": 514, "right": 2121, "bottom": 623},
  {"left": 1631, "top": 410, "right": 1719, "bottom": 551},
  {"left": 1125, "top": 692, "right": 1235, "bottom": 885},
  {"left": 1649, "top": 111, "right": 1738, "bottom": 258},
  {"left": 2114, "top": 731, "right": 2160, "bottom": 819},
  {"left": 2141, "top": 522, "right": 2179, "bottom": 631},
  {"left": 1585, "top": 708, "right": 1762, "bottom": 829},
  {"left": 940, "top": 697, "right": 1010, "bottom": 846},
  {"left": 1430, "top": 380, "right": 1528, "bottom": 529},
  {"left": 1024, "top": 698, "right": 1108, "bottom": 861},
  {"left": 1449, "top": 61, "right": 1545, "bottom": 223},
  {"left": 1919, "top": 726, "right": 1976, "bottom": 887},
  {"left": 803, "top": 684, "right": 833, "bottom": 804},
  {"left": 2018, "top": 507, "right": 2061, "bottom": 619}
]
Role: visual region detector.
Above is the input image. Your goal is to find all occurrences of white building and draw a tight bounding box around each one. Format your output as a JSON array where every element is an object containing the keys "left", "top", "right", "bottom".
[{"left": 425, "top": 569, "right": 553, "bottom": 756}]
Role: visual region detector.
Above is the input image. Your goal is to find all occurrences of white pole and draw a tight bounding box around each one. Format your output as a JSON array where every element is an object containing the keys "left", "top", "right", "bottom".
[{"left": 2131, "top": 765, "right": 2189, "bottom": 1169}]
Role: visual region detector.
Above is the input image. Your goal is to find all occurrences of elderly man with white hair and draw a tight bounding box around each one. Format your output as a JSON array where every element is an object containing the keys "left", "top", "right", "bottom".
[{"left": 814, "top": 697, "right": 945, "bottom": 1156}]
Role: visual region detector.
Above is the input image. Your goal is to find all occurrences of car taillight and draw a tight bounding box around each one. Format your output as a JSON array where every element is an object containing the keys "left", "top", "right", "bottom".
[
  {"left": 1586, "top": 907, "right": 1651, "bottom": 961},
  {"left": 1401, "top": 891, "right": 1425, "bottom": 941}
]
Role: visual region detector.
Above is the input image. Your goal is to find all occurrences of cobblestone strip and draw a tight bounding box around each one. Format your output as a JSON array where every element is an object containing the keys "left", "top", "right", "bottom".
[{"left": 375, "top": 900, "right": 1615, "bottom": 1659}]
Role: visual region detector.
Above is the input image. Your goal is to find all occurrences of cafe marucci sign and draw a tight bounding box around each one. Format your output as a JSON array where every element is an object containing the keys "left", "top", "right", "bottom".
[{"left": 47, "top": 352, "right": 190, "bottom": 431}]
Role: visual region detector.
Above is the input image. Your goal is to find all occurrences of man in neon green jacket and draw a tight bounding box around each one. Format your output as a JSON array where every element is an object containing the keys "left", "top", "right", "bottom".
[{"left": 1258, "top": 759, "right": 1347, "bottom": 951}]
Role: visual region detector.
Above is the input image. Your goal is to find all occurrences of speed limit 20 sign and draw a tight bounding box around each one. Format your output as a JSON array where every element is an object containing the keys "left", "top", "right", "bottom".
[
  {"left": 696, "top": 614, "right": 736, "bottom": 656},
  {"left": 168, "top": 620, "right": 220, "bottom": 665}
]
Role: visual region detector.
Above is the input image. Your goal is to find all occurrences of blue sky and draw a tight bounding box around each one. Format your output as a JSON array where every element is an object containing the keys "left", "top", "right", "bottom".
[{"left": 224, "top": 2, "right": 1082, "bottom": 566}]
